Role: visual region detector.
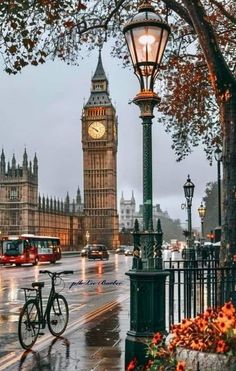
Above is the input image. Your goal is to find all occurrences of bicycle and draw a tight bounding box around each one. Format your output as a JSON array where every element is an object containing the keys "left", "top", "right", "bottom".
[{"left": 18, "top": 270, "right": 74, "bottom": 350}]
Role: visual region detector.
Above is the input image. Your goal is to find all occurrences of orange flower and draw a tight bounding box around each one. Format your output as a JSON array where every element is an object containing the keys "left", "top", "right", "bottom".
[
  {"left": 226, "top": 313, "right": 235, "bottom": 326},
  {"left": 217, "top": 320, "right": 229, "bottom": 333},
  {"left": 222, "top": 301, "right": 235, "bottom": 316},
  {"left": 126, "top": 357, "right": 137, "bottom": 371},
  {"left": 216, "top": 339, "right": 229, "bottom": 353},
  {"left": 151, "top": 332, "right": 162, "bottom": 345},
  {"left": 204, "top": 307, "right": 214, "bottom": 318},
  {"left": 197, "top": 318, "right": 208, "bottom": 332},
  {"left": 176, "top": 361, "right": 186, "bottom": 371},
  {"left": 190, "top": 338, "right": 205, "bottom": 351},
  {"left": 190, "top": 339, "right": 200, "bottom": 350},
  {"left": 180, "top": 318, "right": 192, "bottom": 330}
]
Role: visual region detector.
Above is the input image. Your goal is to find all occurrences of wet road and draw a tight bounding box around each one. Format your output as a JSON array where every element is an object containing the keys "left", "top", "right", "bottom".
[{"left": 0, "top": 253, "right": 132, "bottom": 370}]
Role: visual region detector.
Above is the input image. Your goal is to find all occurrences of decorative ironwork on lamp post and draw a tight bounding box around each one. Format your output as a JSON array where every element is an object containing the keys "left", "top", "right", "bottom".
[
  {"left": 123, "top": 0, "right": 170, "bottom": 367},
  {"left": 198, "top": 201, "right": 206, "bottom": 242},
  {"left": 183, "top": 175, "right": 195, "bottom": 260}
]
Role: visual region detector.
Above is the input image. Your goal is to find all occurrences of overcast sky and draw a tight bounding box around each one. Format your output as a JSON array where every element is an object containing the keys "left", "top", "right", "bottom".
[{"left": 0, "top": 44, "right": 216, "bottom": 230}]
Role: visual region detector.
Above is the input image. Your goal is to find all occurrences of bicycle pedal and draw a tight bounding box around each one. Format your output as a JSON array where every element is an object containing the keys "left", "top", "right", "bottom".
[{"left": 39, "top": 332, "right": 45, "bottom": 335}]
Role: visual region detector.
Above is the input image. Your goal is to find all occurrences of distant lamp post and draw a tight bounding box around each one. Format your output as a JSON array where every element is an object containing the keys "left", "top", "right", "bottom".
[
  {"left": 85, "top": 230, "right": 90, "bottom": 245},
  {"left": 198, "top": 202, "right": 206, "bottom": 241},
  {"left": 123, "top": 0, "right": 170, "bottom": 367},
  {"left": 214, "top": 146, "right": 222, "bottom": 227},
  {"left": 183, "top": 175, "right": 195, "bottom": 259}
]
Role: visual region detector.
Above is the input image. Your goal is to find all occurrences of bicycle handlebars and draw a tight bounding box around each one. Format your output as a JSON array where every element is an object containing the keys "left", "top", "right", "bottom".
[{"left": 39, "top": 270, "right": 74, "bottom": 275}]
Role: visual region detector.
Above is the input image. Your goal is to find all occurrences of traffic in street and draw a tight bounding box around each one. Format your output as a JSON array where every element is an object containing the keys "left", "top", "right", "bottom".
[{"left": 0, "top": 252, "right": 132, "bottom": 370}]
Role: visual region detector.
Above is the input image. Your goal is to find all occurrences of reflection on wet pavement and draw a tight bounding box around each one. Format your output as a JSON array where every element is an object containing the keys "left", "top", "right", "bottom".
[
  {"left": 12, "top": 300, "right": 129, "bottom": 371},
  {"left": 0, "top": 255, "right": 132, "bottom": 370}
]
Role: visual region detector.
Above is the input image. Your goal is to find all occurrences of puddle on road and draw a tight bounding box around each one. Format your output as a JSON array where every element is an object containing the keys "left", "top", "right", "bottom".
[{"left": 0, "top": 313, "right": 19, "bottom": 322}]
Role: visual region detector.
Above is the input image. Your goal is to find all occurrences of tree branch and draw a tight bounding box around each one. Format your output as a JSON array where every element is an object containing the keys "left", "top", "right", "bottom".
[
  {"left": 209, "top": 0, "right": 236, "bottom": 25},
  {"left": 182, "top": 0, "right": 236, "bottom": 97},
  {"left": 159, "top": 0, "right": 194, "bottom": 28}
]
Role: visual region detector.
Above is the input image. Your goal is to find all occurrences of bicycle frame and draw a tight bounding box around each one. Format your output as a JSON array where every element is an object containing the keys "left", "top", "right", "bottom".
[
  {"left": 35, "top": 275, "right": 60, "bottom": 329},
  {"left": 22, "top": 273, "right": 64, "bottom": 329}
]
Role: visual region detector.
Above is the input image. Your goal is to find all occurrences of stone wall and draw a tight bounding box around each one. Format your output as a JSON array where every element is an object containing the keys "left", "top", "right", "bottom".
[{"left": 176, "top": 347, "right": 236, "bottom": 371}]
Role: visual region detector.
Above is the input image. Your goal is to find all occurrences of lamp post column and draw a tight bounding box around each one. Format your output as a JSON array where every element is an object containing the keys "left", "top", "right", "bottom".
[
  {"left": 123, "top": 1, "right": 171, "bottom": 367},
  {"left": 201, "top": 218, "right": 204, "bottom": 239},
  {"left": 214, "top": 146, "right": 222, "bottom": 243},
  {"left": 217, "top": 159, "right": 222, "bottom": 227},
  {"left": 198, "top": 202, "right": 206, "bottom": 244},
  {"left": 187, "top": 200, "right": 192, "bottom": 245},
  {"left": 143, "top": 115, "right": 153, "bottom": 231}
]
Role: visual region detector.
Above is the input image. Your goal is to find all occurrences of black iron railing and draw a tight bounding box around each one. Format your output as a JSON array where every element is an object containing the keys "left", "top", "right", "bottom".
[{"left": 163, "top": 259, "right": 236, "bottom": 330}]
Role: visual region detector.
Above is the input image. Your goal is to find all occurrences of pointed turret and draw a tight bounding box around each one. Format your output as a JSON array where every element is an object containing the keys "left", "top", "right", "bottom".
[
  {"left": 12, "top": 153, "right": 16, "bottom": 171},
  {"left": 76, "top": 186, "right": 82, "bottom": 205},
  {"left": 33, "top": 153, "right": 38, "bottom": 176},
  {"left": 131, "top": 190, "right": 135, "bottom": 204},
  {"left": 0, "top": 149, "right": 6, "bottom": 175},
  {"left": 65, "top": 192, "right": 70, "bottom": 213},
  {"left": 29, "top": 160, "right": 32, "bottom": 174},
  {"left": 42, "top": 195, "right": 45, "bottom": 211},
  {"left": 38, "top": 194, "right": 41, "bottom": 209},
  {"left": 23, "top": 148, "right": 28, "bottom": 169}
]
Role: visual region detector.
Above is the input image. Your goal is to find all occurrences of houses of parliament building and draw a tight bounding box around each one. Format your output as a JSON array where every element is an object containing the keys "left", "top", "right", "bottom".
[{"left": 0, "top": 52, "right": 119, "bottom": 249}]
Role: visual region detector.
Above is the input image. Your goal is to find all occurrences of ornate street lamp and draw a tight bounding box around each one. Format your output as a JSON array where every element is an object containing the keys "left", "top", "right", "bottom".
[
  {"left": 123, "top": 1, "right": 170, "bottom": 366},
  {"left": 214, "top": 146, "right": 222, "bottom": 227},
  {"left": 183, "top": 175, "right": 195, "bottom": 260},
  {"left": 198, "top": 201, "right": 206, "bottom": 240}
]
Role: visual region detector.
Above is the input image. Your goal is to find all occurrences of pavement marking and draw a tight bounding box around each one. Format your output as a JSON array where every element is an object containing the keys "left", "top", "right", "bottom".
[
  {"left": 0, "top": 294, "right": 129, "bottom": 370},
  {"left": 70, "top": 304, "right": 86, "bottom": 312}
]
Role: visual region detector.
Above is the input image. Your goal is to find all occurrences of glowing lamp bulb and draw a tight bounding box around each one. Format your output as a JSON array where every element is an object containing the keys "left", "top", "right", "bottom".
[{"left": 139, "top": 34, "right": 155, "bottom": 45}]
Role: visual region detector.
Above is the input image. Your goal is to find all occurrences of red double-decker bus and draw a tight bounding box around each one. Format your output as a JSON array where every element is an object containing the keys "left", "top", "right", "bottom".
[{"left": 0, "top": 234, "right": 61, "bottom": 266}]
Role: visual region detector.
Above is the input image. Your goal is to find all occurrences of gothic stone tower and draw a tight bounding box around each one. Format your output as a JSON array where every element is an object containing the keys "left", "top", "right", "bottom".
[
  {"left": 0, "top": 149, "right": 38, "bottom": 235},
  {"left": 82, "top": 51, "right": 119, "bottom": 248}
]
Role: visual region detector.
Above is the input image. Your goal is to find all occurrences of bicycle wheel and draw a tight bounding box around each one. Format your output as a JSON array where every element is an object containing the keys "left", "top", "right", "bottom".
[
  {"left": 47, "top": 294, "right": 69, "bottom": 336},
  {"left": 18, "top": 299, "right": 40, "bottom": 350}
]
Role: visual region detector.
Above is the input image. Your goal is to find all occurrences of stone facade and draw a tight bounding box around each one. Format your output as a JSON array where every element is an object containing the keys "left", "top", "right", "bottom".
[{"left": 0, "top": 149, "right": 83, "bottom": 249}]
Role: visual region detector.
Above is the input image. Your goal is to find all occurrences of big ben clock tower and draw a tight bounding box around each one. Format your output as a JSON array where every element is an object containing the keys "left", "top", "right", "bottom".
[{"left": 82, "top": 50, "right": 119, "bottom": 248}]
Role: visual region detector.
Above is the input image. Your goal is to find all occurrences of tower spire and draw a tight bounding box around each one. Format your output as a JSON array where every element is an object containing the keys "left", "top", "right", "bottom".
[
  {"left": 85, "top": 49, "right": 112, "bottom": 107},
  {"left": 92, "top": 48, "right": 107, "bottom": 82}
]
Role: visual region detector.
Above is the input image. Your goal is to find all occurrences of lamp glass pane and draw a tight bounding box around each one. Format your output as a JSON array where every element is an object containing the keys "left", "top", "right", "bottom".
[
  {"left": 125, "top": 30, "right": 137, "bottom": 67},
  {"left": 157, "top": 29, "right": 169, "bottom": 64},
  {"left": 132, "top": 25, "right": 161, "bottom": 64}
]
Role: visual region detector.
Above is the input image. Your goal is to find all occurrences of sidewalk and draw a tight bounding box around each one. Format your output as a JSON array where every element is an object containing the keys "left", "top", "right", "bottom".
[{"left": 5, "top": 296, "right": 130, "bottom": 371}]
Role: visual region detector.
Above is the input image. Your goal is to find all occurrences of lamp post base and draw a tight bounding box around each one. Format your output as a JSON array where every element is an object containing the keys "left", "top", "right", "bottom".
[{"left": 125, "top": 269, "right": 169, "bottom": 368}]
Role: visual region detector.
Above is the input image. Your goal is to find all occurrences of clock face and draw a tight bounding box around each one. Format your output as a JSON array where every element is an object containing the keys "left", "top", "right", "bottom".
[{"left": 88, "top": 121, "right": 106, "bottom": 139}]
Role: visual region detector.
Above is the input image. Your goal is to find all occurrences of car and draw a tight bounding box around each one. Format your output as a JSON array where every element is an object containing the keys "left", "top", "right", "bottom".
[
  {"left": 115, "top": 246, "right": 126, "bottom": 254},
  {"left": 87, "top": 244, "right": 109, "bottom": 260},
  {"left": 80, "top": 245, "right": 90, "bottom": 257},
  {"left": 124, "top": 248, "right": 133, "bottom": 256}
]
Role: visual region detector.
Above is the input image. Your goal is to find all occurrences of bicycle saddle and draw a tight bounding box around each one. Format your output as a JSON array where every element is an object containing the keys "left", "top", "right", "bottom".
[{"left": 32, "top": 282, "right": 45, "bottom": 289}]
